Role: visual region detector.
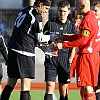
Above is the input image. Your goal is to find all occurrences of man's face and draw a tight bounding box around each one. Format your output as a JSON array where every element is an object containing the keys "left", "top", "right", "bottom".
[
  {"left": 92, "top": 6, "right": 100, "bottom": 17},
  {"left": 39, "top": 5, "right": 50, "bottom": 14},
  {"left": 57, "top": 6, "right": 70, "bottom": 22}
]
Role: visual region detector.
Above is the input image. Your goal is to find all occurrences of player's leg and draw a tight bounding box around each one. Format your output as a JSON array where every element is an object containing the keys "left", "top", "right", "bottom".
[
  {"left": 76, "top": 53, "right": 99, "bottom": 100},
  {"left": 58, "top": 53, "right": 70, "bottom": 100},
  {"left": 1, "top": 78, "right": 17, "bottom": 100},
  {"left": 1, "top": 49, "right": 19, "bottom": 100},
  {"left": 44, "top": 81, "right": 55, "bottom": 100},
  {"left": 20, "top": 78, "right": 32, "bottom": 100},
  {"left": 58, "top": 71, "right": 70, "bottom": 100},
  {"left": 44, "top": 56, "right": 57, "bottom": 100},
  {"left": 18, "top": 54, "right": 35, "bottom": 100},
  {"left": 59, "top": 83, "right": 69, "bottom": 100},
  {"left": 93, "top": 69, "right": 100, "bottom": 100}
]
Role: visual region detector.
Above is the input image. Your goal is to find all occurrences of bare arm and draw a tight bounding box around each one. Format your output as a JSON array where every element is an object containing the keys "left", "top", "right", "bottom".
[{"left": 69, "top": 47, "right": 76, "bottom": 63}]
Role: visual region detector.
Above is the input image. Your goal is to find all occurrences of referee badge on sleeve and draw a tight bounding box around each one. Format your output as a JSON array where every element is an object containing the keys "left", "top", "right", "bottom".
[{"left": 82, "top": 30, "right": 90, "bottom": 37}]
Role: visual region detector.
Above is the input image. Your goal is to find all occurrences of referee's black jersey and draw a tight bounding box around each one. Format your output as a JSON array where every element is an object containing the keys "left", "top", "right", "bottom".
[
  {"left": 43, "top": 17, "right": 77, "bottom": 54},
  {"left": 8, "top": 6, "right": 42, "bottom": 53}
]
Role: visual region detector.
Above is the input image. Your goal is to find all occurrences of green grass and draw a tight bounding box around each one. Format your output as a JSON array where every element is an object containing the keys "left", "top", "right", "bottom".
[{"left": 9, "top": 90, "right": 81, "bottom": 100}]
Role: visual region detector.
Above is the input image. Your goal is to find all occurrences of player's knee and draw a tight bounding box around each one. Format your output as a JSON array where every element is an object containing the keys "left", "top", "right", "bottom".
[
  {"left": 46, "top": 82, "right": 55, "bottom": 94},
  {"left": 7, "top": 78, "right": 18, "bottom": 88},
  {"left": 59, "top": 83, "right": 69, "bottom": 96},
  {"left": 47, "top": 85, "right": 55, "bottom": 93},
  {"left": 21, "top": 78, "right": 32, "bottom": 91},
  {"left": 83, "top": 86, "right": 93, "bottom": 94}
]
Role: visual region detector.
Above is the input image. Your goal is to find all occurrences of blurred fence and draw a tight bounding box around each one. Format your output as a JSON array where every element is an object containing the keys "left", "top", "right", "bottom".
[
  {"left": 0, "top": 7, "right": 75, "bottom": 34},
  {"left": 0, "top": 7, "right": 57, "bottom": 36}
]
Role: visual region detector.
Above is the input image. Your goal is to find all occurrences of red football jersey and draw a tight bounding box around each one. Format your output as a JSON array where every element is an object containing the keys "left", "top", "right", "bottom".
[{"left": 63, "top": 10, "right": 100, "bottom": 53}]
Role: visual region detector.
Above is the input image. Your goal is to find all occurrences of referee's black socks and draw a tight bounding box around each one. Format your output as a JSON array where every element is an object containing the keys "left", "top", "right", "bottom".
[
  {"left": 20, "top": 91, "right": 31, "bottom": 100},
  {"left": 44, "top": 94, "right": 53, "bottom": 100},
  {"left": 60, "top": 95, "right": 68, "bottom": 100},
  {"left": 95, "top": 92, "right": 100, "bottom": 100},
  {"left": 1, "top": 85, "right": 13, "bottom": 100}
]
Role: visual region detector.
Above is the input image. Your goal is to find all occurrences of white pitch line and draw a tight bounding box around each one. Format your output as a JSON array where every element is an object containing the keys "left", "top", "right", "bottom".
[{"left": 53, "top": 93, "right": 58, "bottom": 100}]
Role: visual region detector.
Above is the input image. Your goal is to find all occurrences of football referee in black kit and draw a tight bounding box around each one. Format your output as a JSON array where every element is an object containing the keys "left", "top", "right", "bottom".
[
  {"left": 0, "top": 0, "right": 51, "bottom": 100},
  {"left": 43, "top": 1, "right": 77, "bottom": 100}
]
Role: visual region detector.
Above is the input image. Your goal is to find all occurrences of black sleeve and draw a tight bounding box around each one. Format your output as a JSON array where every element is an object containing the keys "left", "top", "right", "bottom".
[
  {"left": 32, "top": 15, "right": 42, "bottom": 33},
  {"left": 43, "top": 21, "right": 51, "bottom": 35},
  {"left": 0, "top": 35, "right": 8, "bottom": 63}
]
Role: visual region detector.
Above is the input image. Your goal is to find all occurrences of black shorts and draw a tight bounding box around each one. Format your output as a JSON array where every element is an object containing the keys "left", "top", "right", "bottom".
[
  {"left": 7, "top": 49, "right": 35, "bottom": 79},
  {"left": 44, "top": 54, "right": 70, "bottom": 84}
]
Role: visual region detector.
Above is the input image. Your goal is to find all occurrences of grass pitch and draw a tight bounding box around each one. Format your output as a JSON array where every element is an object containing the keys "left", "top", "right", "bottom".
[{"left": 9, "top": 90, "right": 81, "bottom": 100}]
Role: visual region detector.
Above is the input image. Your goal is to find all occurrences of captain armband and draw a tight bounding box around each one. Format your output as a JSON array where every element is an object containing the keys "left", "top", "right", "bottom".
[{"left": 82, "top": 30, "right": 90, "bottom": 37}]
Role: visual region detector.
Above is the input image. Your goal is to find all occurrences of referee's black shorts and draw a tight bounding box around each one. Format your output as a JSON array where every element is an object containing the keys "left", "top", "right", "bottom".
[
  {"left": 7, "top": 49, "right": 35, "bottom": 79},
  {"left": 44, "top": 54, "right": 70, "bottom": 84}
]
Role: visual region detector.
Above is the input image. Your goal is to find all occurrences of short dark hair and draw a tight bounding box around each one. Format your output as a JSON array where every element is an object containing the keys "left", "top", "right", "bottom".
[
  {"left": 92, "top": 1, "right": 100, "bottom": 8},
  {"left": 34, "top": 0, "right": 51, "bottom": 6},
  {"left": 57, "top": 0, "right": 70, "bottom": 9}
]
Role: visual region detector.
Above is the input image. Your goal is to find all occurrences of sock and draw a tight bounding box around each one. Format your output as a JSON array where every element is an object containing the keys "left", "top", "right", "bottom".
[
  {"left": 20, "top": 91, "right": 31, "bottom": 100},
  {"left": 1, "top": 85, "right": 13, "bottom": 100},
  {"left": 60, "top": 95, "right": 68, "bottom": 100},
  {"left": 44, "top": 94, "right": 53, "bottom": 100},
  {"left": 84, "top": 93, "right": 96, "bottom": 100},
  {"left": 95, "top": 92, "right": 100, "bottom": 100}
]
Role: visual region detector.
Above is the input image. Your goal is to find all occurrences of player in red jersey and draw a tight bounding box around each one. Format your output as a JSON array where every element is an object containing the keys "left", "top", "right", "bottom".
[
  {"left": 59, "top": 0, "right": 100, "bottom": 100},
  {"left": 92, "top": 1, "right": 100, "bottom": 100}
]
